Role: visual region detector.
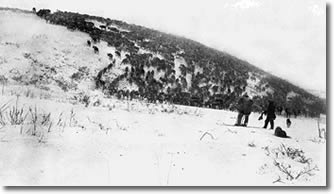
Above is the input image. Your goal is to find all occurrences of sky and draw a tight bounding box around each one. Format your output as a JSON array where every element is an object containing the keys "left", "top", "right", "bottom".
[{"left": 0, "top": 0, "right": 326, "bottom": 97}]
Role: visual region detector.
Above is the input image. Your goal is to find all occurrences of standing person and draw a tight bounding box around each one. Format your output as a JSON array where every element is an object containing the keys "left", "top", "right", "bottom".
[
  {"left": 284, "top": 106, "right": 292, "bottom": 128},
  {"left": 285, "top": 107, "right": 291, "bottom": 118},
  {"left": 234, "top": 94, "right": 249, "bottom": 126},
  {"left": 242, "top": 99, "right": 254, "bottom": 127},
  {"left": 262, "top": 100, "right": 276, "bottom": 129}
]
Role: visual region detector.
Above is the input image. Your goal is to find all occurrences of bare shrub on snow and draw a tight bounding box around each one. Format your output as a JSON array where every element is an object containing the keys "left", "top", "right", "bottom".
[
  {"left": 69, "top": 109, "right": 78, "bottom": 127},
  {"left": 0, "top": 100, "right": 11, "bottom": 126},
  {"left": 56, "top": 112, "right": 65, "bottom": 127},
  {"left": 27, "top": 106, "right": 53, "bottom": 136},
  {"left": 73, "top": 92, "right": 91, "bottom": 107},
  {"left": 55, "top": 78, "right": 77, "bottom": 92},
  {"left": 87, "top": 117, "right": 112, "bottom": 134},
  {"left": 38, "top": 85, "right": 50, "bottom": 91},
  {"left": 8, "top": 96, "right": 27, "bottom": 125},
  {"left": 0, "top": 75, "right": 8, "bottom": 95},
  {"left": 273, "top": 144, "right": 312, "bottom": 164},
  {"left": 273, "top": 160, "right": 319, "bottom": 181},
  {"left": 265, "top": 144, "right": 319, "bottom": 183},
  {"left": 11, "top": 75, "right": 23, "bottom": 83},
  {"left": 309, "top": 137, "right": 326, "bottom": 144},
  {"left": 24, "top": 88, "right": 35, "bottom": 98},
  {"left": 71, "top": 66, "right": 89, "bottom": 82},
  {"left": 82, "top": 95, "right": 90, "bottom": 107}
]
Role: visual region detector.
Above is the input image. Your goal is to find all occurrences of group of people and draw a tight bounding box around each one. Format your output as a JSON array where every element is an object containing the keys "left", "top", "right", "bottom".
[{"left": 234, "top": 94, "right": 277, "bottom": 129}]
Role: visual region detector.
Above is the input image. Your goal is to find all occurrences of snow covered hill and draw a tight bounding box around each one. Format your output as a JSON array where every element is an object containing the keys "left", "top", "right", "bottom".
[
  {"left": 31, "top": 8, "right": 326, "bottom": 116},
  {"left": 0, "top": 8, "right": 132, "bottom": 102},
  {"left": 0, "top": 8, "right": 326, "bottom": 186}
]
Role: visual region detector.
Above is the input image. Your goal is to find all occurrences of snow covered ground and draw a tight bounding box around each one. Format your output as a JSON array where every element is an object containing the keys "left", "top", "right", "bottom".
[
  {"left": 0, "top": 9, "right": 326, "bottom": 186},
  {"left": 0, "top": 93, "right": 326, "bottom": 186}
]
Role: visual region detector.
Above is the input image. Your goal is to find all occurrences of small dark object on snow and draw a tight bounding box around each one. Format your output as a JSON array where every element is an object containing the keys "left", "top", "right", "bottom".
[
  {"left": 92, "top": 37, "right": 99, "bottom": 43},
  {"left": 115, "top": 50, "right": 121, "bottom": 57},
  {"left": 107, "top": 53, "right": 113, "bottom": 60},
  {"left": 87, "top": 40, "right": 91, "bottom": 47},
  {"left": 274, "top": 127, "right": 288, "bottom": 138},
  {"left": 92, "top": 46, "right": 99, "bottom": 53},
  {"left": 286, "top": 118, "right": 292, "bottom": 128}
]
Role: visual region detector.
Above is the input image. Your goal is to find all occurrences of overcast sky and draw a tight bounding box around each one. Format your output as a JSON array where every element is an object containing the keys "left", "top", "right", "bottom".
[{"left": 0, "top": 0, "right": 326, "bottom": 96}]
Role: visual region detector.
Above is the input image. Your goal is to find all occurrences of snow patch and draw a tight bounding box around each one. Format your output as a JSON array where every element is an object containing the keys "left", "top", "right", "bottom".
[
  {"left": 138, "top": 47, "right": 165, "bottom": 60},
  {"left": 287, "top": 91, "right": 300, "bottom": 100},
  {"left": 85, "top": 19, "right": 130, "bottom": 32}
]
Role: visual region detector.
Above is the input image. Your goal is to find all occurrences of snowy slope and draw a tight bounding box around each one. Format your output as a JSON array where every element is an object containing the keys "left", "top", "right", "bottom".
[
  {"left": 0, "top": 9, "right": 131, "bottom": 101},
  {"left": 0, "top": 9, "right": 326, "bottom": 186},
  {"left": 0, "top": 95, "right": 326, "bottom": 186}
]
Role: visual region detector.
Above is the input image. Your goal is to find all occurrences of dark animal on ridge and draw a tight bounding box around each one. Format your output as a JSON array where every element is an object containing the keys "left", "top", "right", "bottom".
[
  {"left": 115, "top": 51, "right": 121, "bottom": 57},
  {"left": 92, "top": 46, "right": 99, "bottom": 54},
  {"left": 107, "top": 53, "right": 113, "bottom": 60},
  {"left": 36, "top": 9, "right": 51, "bottom": 18},
  {"left": 92, "top": 37, "right": 99, "bottom": 43}
]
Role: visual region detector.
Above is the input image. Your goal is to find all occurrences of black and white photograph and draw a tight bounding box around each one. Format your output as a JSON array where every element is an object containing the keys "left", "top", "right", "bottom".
[{"left": 0, "top": 0, "right": 327, "bottom": 186}]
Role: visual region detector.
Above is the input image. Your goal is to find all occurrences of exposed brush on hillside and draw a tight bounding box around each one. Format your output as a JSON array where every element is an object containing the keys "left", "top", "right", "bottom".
[{"left": 26, "top": 8, "right": 325, "bottom": 117}]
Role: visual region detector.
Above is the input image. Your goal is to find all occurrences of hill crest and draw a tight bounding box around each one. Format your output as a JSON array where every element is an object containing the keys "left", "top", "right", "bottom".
[{"left": 0, "top": 7, "right": 326, "bottom": 117}]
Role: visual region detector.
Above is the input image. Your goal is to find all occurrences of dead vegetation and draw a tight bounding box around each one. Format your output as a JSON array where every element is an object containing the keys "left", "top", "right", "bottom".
[
  {"left": 273, "top": 160, "right": 319, "bottom": 181},
  {"left": 69, "top": 108, "right": 77, "bottom": 127},
  {"left": 0, "top": 75, "right": 8, "bottom": 95},
  {"left": 8, "top": 96, "right": 27, "bottom": 125},
  {"left": 265, "top": 143, "right": 319, "bottom": 183},
  {"left": 27, "top": 106, "right": 53, "bottom": 136},
  {"left": 0, "top": 97, "right": 54, "bottom": 142},
  {"left": 0, "top": 100, "right": 11, "bottom": 126},
  {"left": 273, "top": 144, "right": 313, "bottom": 164}
]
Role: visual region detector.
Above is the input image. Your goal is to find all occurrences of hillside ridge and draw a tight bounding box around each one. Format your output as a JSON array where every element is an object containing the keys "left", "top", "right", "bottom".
[{"left": 0, "top": 7, "right": 326, "bottom": 116}]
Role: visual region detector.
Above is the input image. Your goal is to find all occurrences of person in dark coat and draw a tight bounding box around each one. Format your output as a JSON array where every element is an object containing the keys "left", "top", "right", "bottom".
[
  {"left": 285, "top": 107, "right": 291, "bottom": 118},
  {"left": 262, "top": 100, "right": 276, "bottom": 129},
  {"left": 235, "top": 94, "right": 252, "bottom": 126},
  {"left": 241, "top": 99, "right": 254, "bottom": 127}
]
